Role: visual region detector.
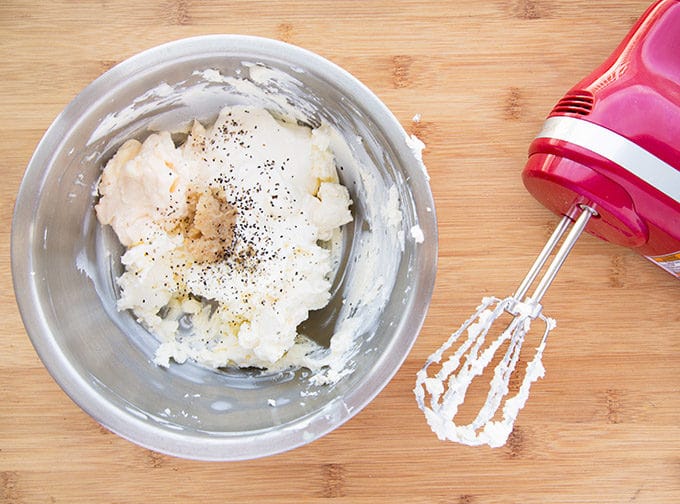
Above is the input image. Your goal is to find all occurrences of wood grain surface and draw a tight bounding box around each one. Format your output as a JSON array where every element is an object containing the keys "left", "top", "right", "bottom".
[{"left": 1, "top": 1, "right": 678, "bottom": 503}]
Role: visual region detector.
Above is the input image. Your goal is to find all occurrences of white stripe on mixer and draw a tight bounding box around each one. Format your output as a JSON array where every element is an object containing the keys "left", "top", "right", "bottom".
[{"left": 536, "top": 116, "right": 680, "bottom": 204}]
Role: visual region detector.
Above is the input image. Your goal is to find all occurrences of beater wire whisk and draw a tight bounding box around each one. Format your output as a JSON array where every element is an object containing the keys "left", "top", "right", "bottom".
[{"left": 414, "top": 205, "right": 597, "bottom": 447}]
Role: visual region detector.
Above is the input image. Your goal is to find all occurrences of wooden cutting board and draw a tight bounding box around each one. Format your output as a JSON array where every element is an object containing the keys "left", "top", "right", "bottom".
[{"left": 1, "top": 1, "right": 678, "bottom": 502}]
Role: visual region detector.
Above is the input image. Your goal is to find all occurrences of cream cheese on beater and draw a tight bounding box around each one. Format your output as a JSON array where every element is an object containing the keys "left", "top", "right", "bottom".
[
  {"left": 414, "top": 296, "right": 555, "bottom": 448},
  {"left": 96, "top": 105, "right": 352, "bottom": 369}
]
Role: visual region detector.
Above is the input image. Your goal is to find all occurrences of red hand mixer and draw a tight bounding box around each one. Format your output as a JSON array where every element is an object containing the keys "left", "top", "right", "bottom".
[{"left": 415, "top": 0, "right": 680, "bottom": 447}]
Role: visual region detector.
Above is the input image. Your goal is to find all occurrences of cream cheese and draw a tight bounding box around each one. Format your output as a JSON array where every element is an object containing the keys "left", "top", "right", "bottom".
[
  {"left": 96, "top": 105, "right": 353, "bottom": 369},
  {"left": 85, "top": 62, "right": 419, "bottom": 387}
]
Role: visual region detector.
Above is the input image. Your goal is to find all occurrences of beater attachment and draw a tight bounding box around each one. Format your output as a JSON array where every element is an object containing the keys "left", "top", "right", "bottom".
[{"left": 415, "top": 206, "right": 596, "bottom": 447}]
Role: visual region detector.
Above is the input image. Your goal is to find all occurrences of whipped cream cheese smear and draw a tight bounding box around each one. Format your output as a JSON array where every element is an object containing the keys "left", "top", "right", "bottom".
[{"left": 96, "top": 105, "right": 353, "bottom": 370}]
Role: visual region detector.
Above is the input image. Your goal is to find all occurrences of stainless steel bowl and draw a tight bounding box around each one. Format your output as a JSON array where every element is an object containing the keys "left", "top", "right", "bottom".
[{"left": 11, "top": 35, "right": 437, "bottom": 460}]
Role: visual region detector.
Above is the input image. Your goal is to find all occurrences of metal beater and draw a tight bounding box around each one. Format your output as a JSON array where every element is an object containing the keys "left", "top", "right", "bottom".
[{"left": 414, "top": 205, "right": 594, "bottom": 447}]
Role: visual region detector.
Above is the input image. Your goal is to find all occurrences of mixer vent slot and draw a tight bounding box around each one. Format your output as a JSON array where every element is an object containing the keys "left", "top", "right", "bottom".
[{"left": 551, "top": 90, "right": 594, "bottom": 116}]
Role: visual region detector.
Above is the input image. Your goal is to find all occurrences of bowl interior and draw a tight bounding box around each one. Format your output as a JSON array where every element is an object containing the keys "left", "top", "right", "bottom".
[{"left": 12, "top": 35, "right": 437, "bottom": 460}]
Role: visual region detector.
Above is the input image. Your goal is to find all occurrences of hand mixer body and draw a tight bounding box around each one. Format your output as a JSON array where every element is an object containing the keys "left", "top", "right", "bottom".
[
  {"left": 416, "top": 0, "right": 680, "bottom": 449},
  {"left": 522, "top": 0, "right": 680, "bottom": 277}
]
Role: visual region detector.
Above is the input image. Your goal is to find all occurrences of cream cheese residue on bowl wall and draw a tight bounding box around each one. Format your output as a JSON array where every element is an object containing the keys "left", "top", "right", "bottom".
[{"left": 85, "top": 62, "right": 428, "bottom": 386}]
